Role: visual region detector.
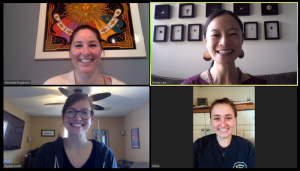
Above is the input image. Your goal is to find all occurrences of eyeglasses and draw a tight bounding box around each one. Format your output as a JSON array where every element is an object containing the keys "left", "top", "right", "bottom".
[{"left": 64, "top": 108, "right": 93, "bottom": 120}]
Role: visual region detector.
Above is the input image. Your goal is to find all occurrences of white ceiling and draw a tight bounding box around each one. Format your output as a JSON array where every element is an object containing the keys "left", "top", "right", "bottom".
[{"left": 4, "top": 86, "right": 149, "bottom": 117}]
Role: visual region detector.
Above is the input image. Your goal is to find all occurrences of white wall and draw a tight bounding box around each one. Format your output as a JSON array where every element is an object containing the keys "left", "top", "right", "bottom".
[{"left": 151, "top": 3, "right": 297, "bottom": 79}]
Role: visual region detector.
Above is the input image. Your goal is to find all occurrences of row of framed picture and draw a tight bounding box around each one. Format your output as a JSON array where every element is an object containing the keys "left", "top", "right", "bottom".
[
  {"left": 155, "top": 3, "right": 279, "bottom": 19},
  {"left": 153, "top": 21, "right": 280, "bottom": 42}
]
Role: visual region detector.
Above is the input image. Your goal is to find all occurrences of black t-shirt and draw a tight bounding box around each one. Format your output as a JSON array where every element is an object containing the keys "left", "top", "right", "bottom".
[
  {"left": 193, "top": 134, "right": 255, "bottom": 168},
  {"left": 63, "top": 140, "right": 96, "bottom": 168}
]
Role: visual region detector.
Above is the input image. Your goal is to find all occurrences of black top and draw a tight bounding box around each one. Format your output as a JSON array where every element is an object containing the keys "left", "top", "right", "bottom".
[
  {"left": 193, "top": 134, "right": 255, "bottom": 168},
  {"left": 63, "top": 139, "right": 96, "bottom": 168}
]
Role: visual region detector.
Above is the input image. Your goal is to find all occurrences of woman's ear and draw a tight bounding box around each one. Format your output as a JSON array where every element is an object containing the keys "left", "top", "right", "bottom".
[{"left": 203, "top": 36, "right": 207, "bottom": 45}]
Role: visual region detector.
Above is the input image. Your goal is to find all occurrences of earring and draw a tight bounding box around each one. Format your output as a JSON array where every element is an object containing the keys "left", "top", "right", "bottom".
[
  {"left": 203, "top": 51, "right": 212, "bottom": 61},
  {"left": 238, "top": 50, "right": 244, "bottom": 59}
]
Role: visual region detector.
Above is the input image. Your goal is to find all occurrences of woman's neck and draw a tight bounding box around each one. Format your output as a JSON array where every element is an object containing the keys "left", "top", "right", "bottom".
[
  {"left": 210, "top": 63, "right": 239, "bottom": 84},
  {"left": 64, "top": 134, "right": 89, "bottom": 151},
  {"left": 216, "top": 134, "right": 232, "bottom": 148},
  {"left": 74, "top": 69, "right": 101, "bottom": 85}
]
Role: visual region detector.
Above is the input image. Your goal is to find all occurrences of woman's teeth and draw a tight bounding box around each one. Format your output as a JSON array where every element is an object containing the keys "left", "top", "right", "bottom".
[
  {"left": 217, "top": 50, "right": 233, "bottom": 54},
  {"left": 219, "top": 128, "right": 228, "bottom": 131},
  {"left": 80, "top": 59, "right": 93, "bottom": 63},
  {"left": 71, "top": 123, "right": 83, "bottom": 127}
]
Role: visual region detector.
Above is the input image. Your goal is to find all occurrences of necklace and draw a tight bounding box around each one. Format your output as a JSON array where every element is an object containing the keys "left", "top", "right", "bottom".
[
  {"left": 207, "top": 67, "right": 242, "bottom": 85},
  {"left": 220, "top": 146, "right": 229, "bottom": 157}
]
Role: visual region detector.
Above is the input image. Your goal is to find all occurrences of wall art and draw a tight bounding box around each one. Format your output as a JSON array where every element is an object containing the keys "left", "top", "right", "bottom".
[
  {"left": 35, "top": 3, "right": 146, "bottom": 60},
  {"left": 153, "top": 25, "right": 168, "bottom": 42},
  {"left": 188, "top": 24, "right": 201, "bottom": 41}
]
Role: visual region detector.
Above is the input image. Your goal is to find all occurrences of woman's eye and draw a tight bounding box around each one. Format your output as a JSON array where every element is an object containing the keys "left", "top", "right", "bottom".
[
  {"left": 227, "top": 117, "right": 232, "bottom": 120},
  {"left": 211, "top": 35, "right": 219, "bottom": 37},
  {"left": 214, "top": 118, "right": 219, "bottom": 120},
  {"left": 75, "top": 45, "right": 82, "bottom": 47},
  {"left": 90, "top": 44, "right": 96, "bottom": 47},
  {"left": 229, "top": 33, "right": 237, "bottom": 36}
]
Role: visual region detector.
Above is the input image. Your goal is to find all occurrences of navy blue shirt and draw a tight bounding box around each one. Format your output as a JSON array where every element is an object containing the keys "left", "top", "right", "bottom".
[
  {"left": 34, "top": 137, "right": 117, "bottom": 168},
  {"left": 63, "top": 139, "right": 96, "bottom": 168},
  {"left": 193, "top": 134, "right": 255, "bottom": 168}
]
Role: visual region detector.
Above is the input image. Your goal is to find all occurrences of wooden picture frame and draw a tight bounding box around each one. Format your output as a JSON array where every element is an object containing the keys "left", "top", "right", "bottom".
[
  {"left": 261, "top": 3, "right": 278, "bottom": 15},
  {"left": 206, "top": 3, "right": 222, "bottom": 17},
  {"left": 35, "top": 3, "right": 146, "bottom": 60},
  {"left": 153, "top": 25, "right": 168, "bottom": 42},
  {"left": 234, "top": 3, "right": 250, "bottom": 16},
  {"left": 264, "top": 21, "right": 280, "bottom": 40},
  {"left": 188, "top": 24, "right": 201, "bottom": 41},
  {"left": 170, "top": 24, "right": 184, "bottom": 42},
  {"left": 244, "top": 22, "right": 258, "bottom": 40},
  {"left": 154, "top": 4, "right": 171, "bottom": 19},
  {"left": 179, "top": 3, "right": 195, "bottom": 18}
]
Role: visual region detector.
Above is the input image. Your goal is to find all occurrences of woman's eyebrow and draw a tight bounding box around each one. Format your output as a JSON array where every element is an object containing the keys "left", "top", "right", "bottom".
[
  {"left": 213, "top": 114, "right": 233, "bottom": 117},
  {"left": 73, "top": 40, "right": 98, "bottom": 44},
  {"left": 211, "top": 28, "right": 239, "bottom": 32}
]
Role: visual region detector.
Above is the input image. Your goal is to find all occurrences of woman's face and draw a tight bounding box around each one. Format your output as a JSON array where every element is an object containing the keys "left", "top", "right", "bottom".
[
  {"left": 211, "top": 104, "right": 236, "bottom": 138},
  {"left": 70, "top": 29, "right": 102, "bottom": 74},
  {"left": 204, "top": 14, "right": 243, "bottom": 66},
  {"left": 63, "top": 99, "right": 93, "bottom": 136}
]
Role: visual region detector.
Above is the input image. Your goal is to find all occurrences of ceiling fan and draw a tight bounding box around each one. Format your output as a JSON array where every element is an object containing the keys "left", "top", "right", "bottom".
[{"left": 44, "top": 87, "right": 111, "bottom": 111}]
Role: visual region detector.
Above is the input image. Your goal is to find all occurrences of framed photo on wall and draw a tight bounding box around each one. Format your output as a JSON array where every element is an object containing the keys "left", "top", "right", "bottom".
[
  {"left": 179, "top": 3, "right": 195, "bottom": 18},
  {"left": 206, "top": 3, "right": 222, "bottom": 17},
  {"left": 131, "top": 128, "right": 140, "bottom": 149},
  {"left": 41, "top": 130, "right": 55, "bottom": 137},
  {"left": 170, "top": 24, "right": 184, "bottom": 41},
  {"left": 264, "top": 21, "right": 280, "bottom": 40},
  {"left": 234, "top": 3, "right": 250, "bottom": 16},
  {"left": 261, "top": 3, "right": 278, "bottom": 15},
  {"left": 244, "top": 22, "right": 258, "bottom": 40},
  {"left": 35, "top": 3, "right": 146, "bottom": 60},
  {"left": 154, "top": 4, "right": 171, "bottom": 19},
  {"left": 153, "top": 25, "right": 168, "bottom": 42},
  {"left": 92, "top": 130, "right": 109, "bottom": 147},
  {"left": 188, "top": 24, "right": 201, "bottom": 41}
]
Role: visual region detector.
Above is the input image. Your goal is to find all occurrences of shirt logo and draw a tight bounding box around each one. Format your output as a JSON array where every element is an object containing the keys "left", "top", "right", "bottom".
[{"left": 233, "top": 161, "right": 247, "bottom": 168}]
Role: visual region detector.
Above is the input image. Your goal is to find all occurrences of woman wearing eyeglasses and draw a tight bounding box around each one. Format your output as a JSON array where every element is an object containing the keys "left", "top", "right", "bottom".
[{"left": 34, "top": 93, "right": 117, "bottom": 168}]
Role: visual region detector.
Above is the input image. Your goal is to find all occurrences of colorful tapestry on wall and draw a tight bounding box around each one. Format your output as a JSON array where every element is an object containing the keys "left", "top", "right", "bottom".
[{"left": 43, "top": 3, "right": 136, "bottom": 51}]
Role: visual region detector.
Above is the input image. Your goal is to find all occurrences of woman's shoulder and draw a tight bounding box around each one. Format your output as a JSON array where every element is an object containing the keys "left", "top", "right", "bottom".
[
  {"left": 103, "top": 75, "right": 126, "bottom": 85},
  {"left": 194, "top": 134, "right": 215, "bottom": 144},
  {"left": 232, "top": 135, "right": 254, "bottom": 147},
  {"left": 242, "top": 73, "right": 267, "bottom": 84},
  {"left": 181, "top": 71, "right": 209, "bottom": 85},
  {"left": 44, "top": 71, "right": 74, "bottom": 85}
]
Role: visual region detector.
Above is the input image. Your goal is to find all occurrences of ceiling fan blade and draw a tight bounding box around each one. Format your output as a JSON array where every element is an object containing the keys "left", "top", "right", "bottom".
[
  {"left": 89, "top": 92, "right": 111, "bottom": 101},
  {"left": 44, "top": 103, "right": 64, "bottom": 105},
  {"left": 58, "top": 87, "right": 72, "bottom": 97},
  {"left": 93, "top": 104, "right": 105, "bottom": 110}
]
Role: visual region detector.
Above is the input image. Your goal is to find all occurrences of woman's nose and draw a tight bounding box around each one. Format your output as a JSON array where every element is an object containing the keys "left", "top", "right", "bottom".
[
  {"left": 82, "top": 45, "right": 90, "bottom": 55},
  {"left": 219, "top": 36, "right": 230, "bottom": 46}
]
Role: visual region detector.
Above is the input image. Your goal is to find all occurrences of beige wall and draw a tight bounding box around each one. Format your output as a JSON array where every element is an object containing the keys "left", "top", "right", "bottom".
[
  {"left": 123, "top": 100, "right": 149, "bottom": 162},
  {"left": 4, "top": 97, "right": 31, "bottom": 164},
  {"left": 193, "top": 87, "right": 255, "bottom": 106}
]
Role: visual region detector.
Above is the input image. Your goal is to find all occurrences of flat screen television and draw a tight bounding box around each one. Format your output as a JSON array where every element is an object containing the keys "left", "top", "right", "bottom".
[{"left": 3, "top": 110, "right": 25, "bottom": 150}]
